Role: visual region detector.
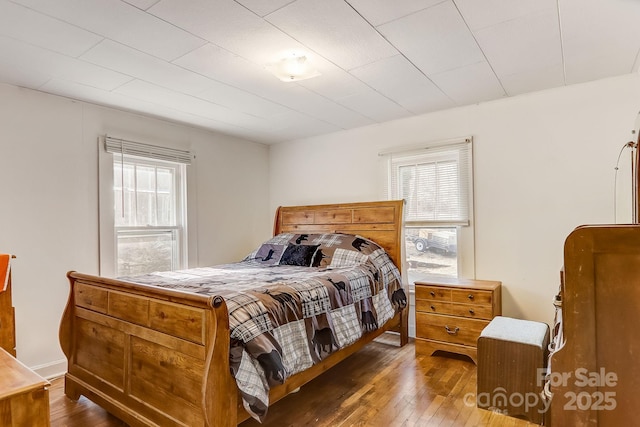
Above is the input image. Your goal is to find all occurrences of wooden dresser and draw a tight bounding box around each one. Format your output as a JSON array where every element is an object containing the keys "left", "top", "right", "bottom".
[
  {"left": 0, "top": 255, "right": 51, "bottom": 425},
  {"left": 547, "top": 225, "right": 640, "bottom": 426},
  {"left": 0, "top": 258, "right": 16, "bottom": 356},
  {"left": 414, "top": 278, "right": 502, "bottom": 363}
]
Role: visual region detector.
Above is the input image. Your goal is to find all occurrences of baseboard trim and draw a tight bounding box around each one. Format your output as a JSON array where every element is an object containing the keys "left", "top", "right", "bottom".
[{"left": 32, "top": 359, "right": 67, "bottom": 380}]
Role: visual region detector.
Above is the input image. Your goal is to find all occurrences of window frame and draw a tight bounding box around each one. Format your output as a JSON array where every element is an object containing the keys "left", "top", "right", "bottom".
[
  {"left": 383, "top": 138, "right": 475, "bottom": 285},
  {"left": 98, "top": 136, "right": 194, "bottom": 277}
]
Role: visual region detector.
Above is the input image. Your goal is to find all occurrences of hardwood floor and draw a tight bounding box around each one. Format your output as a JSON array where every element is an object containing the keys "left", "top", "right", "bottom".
[{"left": 49, "top": 335, "right": 541, "bottom": 427}]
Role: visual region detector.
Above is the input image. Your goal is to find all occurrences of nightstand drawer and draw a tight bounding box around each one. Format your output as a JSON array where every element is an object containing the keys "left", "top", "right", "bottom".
[
  {"left": 415, "top": 285, "right": 450, "bottom": 301},
  {"left": 451, "top": 289, "right": 492, "bottom": 305},
  {"left": 449, "top": 302, "right": 493, "bottom": 320},
  {"left": 415, "top": 299, "right": 451, "bottom": 315},
  {"left": 416, "top": 313, "right": 489, "bottom": 347},
  {"left": 415, "top": 300, "right": 492, "bottom": 320}
]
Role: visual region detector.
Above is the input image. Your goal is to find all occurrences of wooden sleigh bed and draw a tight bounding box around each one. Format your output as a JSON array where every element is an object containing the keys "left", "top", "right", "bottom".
[{"left": 59, "top": 200, "right": 408, "bottom": 427}]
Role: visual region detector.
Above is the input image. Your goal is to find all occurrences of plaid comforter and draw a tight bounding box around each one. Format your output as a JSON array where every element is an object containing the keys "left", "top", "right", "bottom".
[{"left": 120, "top": 233, "right": 406, "bottom": 422}]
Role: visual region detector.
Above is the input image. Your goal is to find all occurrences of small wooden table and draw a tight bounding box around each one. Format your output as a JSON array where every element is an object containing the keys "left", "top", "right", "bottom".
[{"left": 0, "top": 348, "right": 50, "bottom": 426}]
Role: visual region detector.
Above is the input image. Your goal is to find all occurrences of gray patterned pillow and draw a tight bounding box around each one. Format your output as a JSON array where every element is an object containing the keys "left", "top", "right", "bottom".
[{"left": 253, "top": 244, "right": 286, "bottom": 265}]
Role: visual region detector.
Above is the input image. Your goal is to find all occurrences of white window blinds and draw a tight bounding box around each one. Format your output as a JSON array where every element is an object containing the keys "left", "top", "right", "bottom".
[
  {"left": 384, "top": 137, "right": 472, "bottom": 226},
  {"left": 105, "top": 136, "right": 193, "bottom": 165}
]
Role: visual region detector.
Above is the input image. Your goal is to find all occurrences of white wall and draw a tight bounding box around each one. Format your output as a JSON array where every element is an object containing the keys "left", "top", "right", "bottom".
[
  {"left": 4, "top": 72, "right": 639, "bottom": 372},
  {"left": 0, "top": 84, "right": 270, "bottom": 374},
  {"left": 270, "top": 73, "right": 640, "bottom": 328}
]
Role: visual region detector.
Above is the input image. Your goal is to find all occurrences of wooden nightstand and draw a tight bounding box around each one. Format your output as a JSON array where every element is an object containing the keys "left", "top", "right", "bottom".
[{"left": 414, "top": 278, "right": 502, "bottom": 364}]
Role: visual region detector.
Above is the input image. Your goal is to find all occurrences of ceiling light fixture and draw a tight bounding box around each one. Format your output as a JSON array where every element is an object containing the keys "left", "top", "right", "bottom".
[{"left": 266, "top": 51, "right": 321, "bottom": 82}]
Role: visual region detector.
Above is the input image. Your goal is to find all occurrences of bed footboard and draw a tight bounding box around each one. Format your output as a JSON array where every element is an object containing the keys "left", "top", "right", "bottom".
[
  {"left": 59, "top": 271, "right": 237, "bottom": 427},
  {"left": 59, "top": 271, "right": 408, "bottom": 427}
]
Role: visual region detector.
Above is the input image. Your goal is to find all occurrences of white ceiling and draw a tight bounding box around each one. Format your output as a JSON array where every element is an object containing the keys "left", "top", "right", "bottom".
[{"left": 1, "top": 0, "right": 639, "bottom": 144}]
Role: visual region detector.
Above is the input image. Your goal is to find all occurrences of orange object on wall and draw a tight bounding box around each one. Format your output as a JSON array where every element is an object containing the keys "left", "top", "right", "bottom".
[{"left": 0, "top": 254, "right": 11, "bottom": 292}]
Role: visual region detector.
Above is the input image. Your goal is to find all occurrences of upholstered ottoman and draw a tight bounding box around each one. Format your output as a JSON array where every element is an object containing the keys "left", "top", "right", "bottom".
[{"left": 477, "top": 316, "right": 550, "bottom": 424}]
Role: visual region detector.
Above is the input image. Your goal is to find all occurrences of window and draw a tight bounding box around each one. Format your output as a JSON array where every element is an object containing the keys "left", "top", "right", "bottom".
[
  {"left": 113, "top": 156, "right": 185, "bottom": 276},
  {"left": 384, "top": 138, "right": 474, "bottom": 285},
  {"left": 99, "top": 136, "right": 192, "bottom": 277}
]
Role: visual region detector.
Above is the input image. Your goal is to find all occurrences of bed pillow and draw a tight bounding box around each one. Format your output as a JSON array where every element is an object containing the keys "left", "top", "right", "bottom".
[
  {"left": 327, "top": 247, "right": 369, "bottom": 268},
  {"left": 246, "top": 233, "right": 389, "bottom": 269},
  {"left": 253, "top": 243, "right": 286, "bottom": 265},
  {"left": 279, "top": 244, "right": 320, "bottom": 266},
  {"left": 282, "top": 233, "right": 386, "bottom": 267}
]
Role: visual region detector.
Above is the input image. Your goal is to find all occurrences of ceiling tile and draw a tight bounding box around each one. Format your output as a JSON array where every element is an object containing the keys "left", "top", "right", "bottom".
[
  {"left": 12, "top": 0, "right": 206, "bottom": 61},
  {"left": 455, "top": 0, "right": 556, "bottom": 31},
  {"left": 121, "top": 0, "right": 160, "bottom": 10},
  {"left": 499, "top": 63, "right": 564, "bottom": 96},
  {"left": 350, "top": 54, "right": 454, "bottom": 114},
  {"left": 173, "top": 42, "right": 329, "bottom": 113},
  {"left": 298, "top": 65, "right": 373, "bottom": 101},
  {"left": 0, "top": 63, "right": 50, "bottom": 89},
  {"left": 196, "top": 84, "right": 293, "bottom": 119},
  {"left": 39, "top": 78, "right": 258, "bottom": 140},
  {"left": 80, "top": 39, "right": 214, "bottom": 95},
  {"left": 0, "top": 0, "right": 103, "bottom": 57},
  {"left": 267, "top": 122, "right": 341, "bottom": 142},
  {"left": 431, "top": 61, "right": 505, "bottom": 105},
  {"left": 173, "top": 43, "right": 278, "bottom": 91},
  {"left": 173, "top": 42, "right": 373, "bottom": 127},
  {"left": 149, "top": 0, "right": 303, "bottom": 65},
  {"left": 565, "top": 52, "right": 635, "bottom": 85},
  {"left": 272, "top": 85, "right": 374, "bottom": 129},
  {"left": 41, "top": 77, "right": 166, "bottom": 114},
  {"left": 266, "top": 0, "right": 398, "bottom": 70},
  {"left": 560, "top": 0, "right": 640, "bottom": 83},
  {"left": 473, "top": 10, "right": 562, "bottom": 78},
  {"left": 335, "top": 90, "right": 412, "bottom": 122},
  {"left": 346, "top": 0, "right": 445, "bottom": 26},
  {"left": 266, "top": 111, "right": 341, "bottom": 135},
  {"left": 234, "top": 0, "right": 296, "bottom": 17},
  {"left": 378, "top": 1, "right": 484, "bottom": 75},
  {"left": 0, "top": 35, "right": 133, "bottom": 91},
  {"left": 114, "top": 79, "right": 271, "bottom": 130}
]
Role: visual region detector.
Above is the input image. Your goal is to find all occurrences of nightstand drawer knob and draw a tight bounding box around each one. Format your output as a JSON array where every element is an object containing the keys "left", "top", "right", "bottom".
[
  {"left": 430, "top": 305, "right": 436, "bottom": 311},
  {"left": 430, "top": 291, "right": 436, "bottom": 297},
  {"left": 444, "top": 325, "right": 459, "bottom": 335},
  {"left": 469, "top": 309, "right": 475, "bottom": 315},
  {"left": 467, "top": 294, "right": 474, "bottom": 300}
]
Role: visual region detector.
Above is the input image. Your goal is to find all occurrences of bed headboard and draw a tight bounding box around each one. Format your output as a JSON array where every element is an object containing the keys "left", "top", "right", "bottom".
[{"left": 273, "top": 200, "right": 404, "bottom": 274}]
